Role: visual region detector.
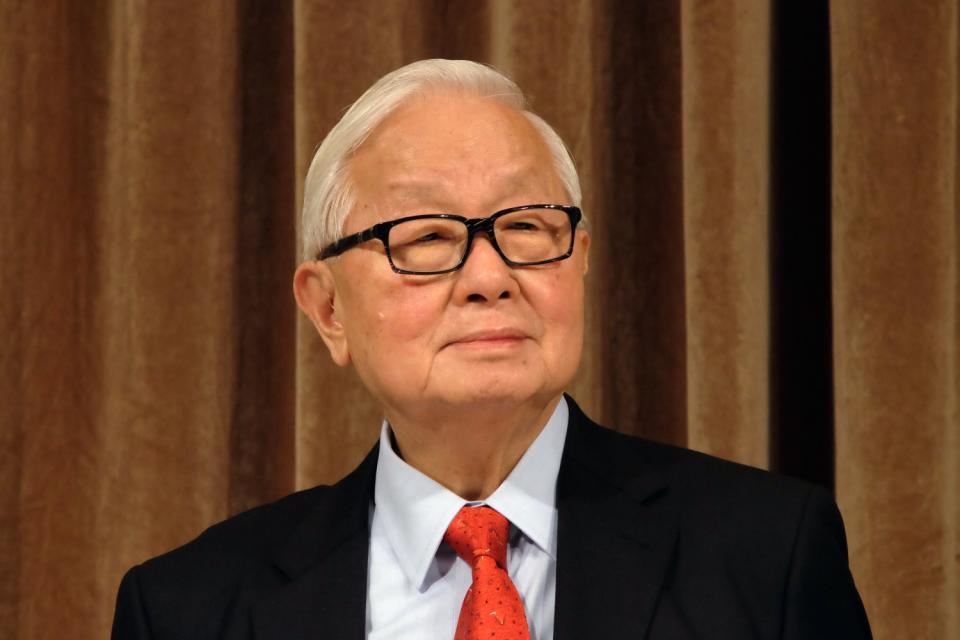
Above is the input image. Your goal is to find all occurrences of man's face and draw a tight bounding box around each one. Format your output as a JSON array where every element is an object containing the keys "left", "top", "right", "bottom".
[{"left": 309, "top": 92, "right": 589, "bottom": 417}]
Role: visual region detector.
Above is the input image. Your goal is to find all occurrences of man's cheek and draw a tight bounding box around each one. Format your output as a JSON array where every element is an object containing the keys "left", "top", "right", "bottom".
[{"left": 386, "top": 298, "right": 445, "bottom": 341}]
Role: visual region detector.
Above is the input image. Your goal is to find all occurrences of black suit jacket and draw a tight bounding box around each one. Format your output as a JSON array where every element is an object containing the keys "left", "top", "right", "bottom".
[{"left": 112, "top": 397, "right": 872, "bottom": 639}]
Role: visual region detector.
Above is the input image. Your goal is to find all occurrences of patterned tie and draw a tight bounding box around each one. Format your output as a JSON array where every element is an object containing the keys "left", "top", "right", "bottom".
[{"left": 444, "top": 505, "right": 532, "bottom": 640}]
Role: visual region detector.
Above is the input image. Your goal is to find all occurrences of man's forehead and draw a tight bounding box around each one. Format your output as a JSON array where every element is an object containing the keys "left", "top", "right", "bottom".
[
  {"left": 380, "top": 160, "right": 553, "bottom": 199},
  {"left": 347, "top": 95, "right": 563, "bottom": 214},
  {"left": 354, "top": 93, "right": 548, "bottom": 164}
]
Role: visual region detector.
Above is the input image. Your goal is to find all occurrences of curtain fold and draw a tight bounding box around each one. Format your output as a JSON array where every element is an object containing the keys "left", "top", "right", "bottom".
[
  {"left": 831, "top": 2, "right": 959, "bottom": 637},
  {"left": 681, "top": 0, "right": 770, "bottom": 467},
  {"left": 230, "top": 0, "right": 297, "bottom": 515},
  {"left": 1, "top": 2, "right": 956, "bottom": 638}
]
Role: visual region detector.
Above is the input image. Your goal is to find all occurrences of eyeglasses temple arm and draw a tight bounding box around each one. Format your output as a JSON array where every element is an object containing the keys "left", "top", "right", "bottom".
[{"left": 317, "top": 227, "right": 380, "bottom": 260}]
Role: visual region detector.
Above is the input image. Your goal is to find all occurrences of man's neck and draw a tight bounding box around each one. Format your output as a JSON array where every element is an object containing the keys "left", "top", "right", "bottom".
[{"left": 385, "top": 396, "right": 562, "bottom": 500}]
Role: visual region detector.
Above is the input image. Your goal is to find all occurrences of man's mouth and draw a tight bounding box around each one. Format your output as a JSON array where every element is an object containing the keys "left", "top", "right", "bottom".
[{"left": 446, "top": 328, "right": 529, "bottom": 348}]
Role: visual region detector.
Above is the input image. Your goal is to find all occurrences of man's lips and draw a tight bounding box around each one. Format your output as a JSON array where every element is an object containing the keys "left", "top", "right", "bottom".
[{"left": 445, "top": 329, "right": 530, "bottom": 348}]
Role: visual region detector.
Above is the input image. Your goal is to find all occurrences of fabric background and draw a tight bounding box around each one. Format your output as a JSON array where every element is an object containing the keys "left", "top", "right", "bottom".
[{"left": 1, "top": 1, "right": 957, "bottom": 638}]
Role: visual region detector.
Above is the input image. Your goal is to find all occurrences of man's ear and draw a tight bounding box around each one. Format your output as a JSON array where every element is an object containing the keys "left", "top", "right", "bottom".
[
  {"left": 577, "top": 229, "right": 590, "bottom": 276},
  {"left": 293, "top": 261, "right": 351, "bottom": 367}
]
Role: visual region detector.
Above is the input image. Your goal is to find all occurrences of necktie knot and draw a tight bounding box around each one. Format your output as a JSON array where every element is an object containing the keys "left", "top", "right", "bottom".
[{"left": 444, "top": 506, "right": 509, "bottom": 569}]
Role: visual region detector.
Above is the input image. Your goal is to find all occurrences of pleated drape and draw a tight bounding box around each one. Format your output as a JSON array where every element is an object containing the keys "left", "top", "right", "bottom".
[
  {"left": 1, "top": 2, "right": 957, "bottom": 639},
  {"left": 831, "top": 2, "right": 959, "bottom": 637},
  {"left": 681, "top": 0, "right": 770, "bottom": 467}
]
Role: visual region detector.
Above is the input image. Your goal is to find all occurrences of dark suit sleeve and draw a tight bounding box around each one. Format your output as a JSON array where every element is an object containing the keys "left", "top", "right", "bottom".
[
  {"left": 112, "top": 566, "right": 154, "bottom": 640},
  {"left": 781, "top": 486, "right": 872, "bottom": 639}
]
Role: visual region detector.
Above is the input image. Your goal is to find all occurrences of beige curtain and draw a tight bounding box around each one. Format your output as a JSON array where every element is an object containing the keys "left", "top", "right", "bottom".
[
  {"left": 1, "top": 1, "right": 956, "bottom": 638},
  {"left": 831, "top": 2, "right": 959, "bottom": 636}
]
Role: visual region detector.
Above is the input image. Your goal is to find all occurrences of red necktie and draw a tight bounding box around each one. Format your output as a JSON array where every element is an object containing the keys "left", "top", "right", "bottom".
[{"left": 444, "top": 506, "right": 532, "bottom": 640}]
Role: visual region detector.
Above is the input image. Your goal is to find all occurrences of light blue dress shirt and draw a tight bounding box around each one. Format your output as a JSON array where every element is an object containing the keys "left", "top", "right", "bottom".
[{"left": 366, "top": 398, "right": 569, "bottom": 640}]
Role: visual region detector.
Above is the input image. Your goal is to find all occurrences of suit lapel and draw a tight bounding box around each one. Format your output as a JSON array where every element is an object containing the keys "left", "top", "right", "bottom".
[
  {"left": 554, "top": 399, "right": 678, "bottom": 640},
  {"left": 249, "top": 445, "right": 378, "bottom": 640}
]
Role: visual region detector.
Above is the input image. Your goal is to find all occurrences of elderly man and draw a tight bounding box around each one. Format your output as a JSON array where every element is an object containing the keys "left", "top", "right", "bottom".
[{"left": 112, "top": 59, "right": 871, "bottom": 639}]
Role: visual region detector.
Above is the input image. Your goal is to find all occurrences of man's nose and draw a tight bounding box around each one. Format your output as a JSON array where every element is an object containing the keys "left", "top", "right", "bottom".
[{"left": 452, "top": 233, "right": 518, "bottom": 303}]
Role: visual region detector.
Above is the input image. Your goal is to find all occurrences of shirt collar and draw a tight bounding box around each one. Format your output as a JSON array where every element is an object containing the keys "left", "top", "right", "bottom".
[{"left": 373, "top": 397, "right": 569, "bottom": 589}]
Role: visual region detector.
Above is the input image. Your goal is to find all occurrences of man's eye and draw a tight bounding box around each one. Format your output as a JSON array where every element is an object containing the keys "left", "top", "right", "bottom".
[
  {"left": 505, "top": 221, "right": 541, "bottom": 231},
  {"left": 414, "top": 232, "right": 444, "bottom": 243}
]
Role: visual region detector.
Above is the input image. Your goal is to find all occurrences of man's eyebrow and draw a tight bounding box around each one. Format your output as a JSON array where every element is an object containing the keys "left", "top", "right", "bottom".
[
  {"left": 381, "top": 180, "right": 452, "bottom": 211},
  {"left": 384, "top": 178, "right": 448, "bottom": 196}
]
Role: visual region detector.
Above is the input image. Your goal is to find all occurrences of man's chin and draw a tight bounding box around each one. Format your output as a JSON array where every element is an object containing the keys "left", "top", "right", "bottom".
[{"left": 424, "top": 372, "right": 553, "bottom": 409}]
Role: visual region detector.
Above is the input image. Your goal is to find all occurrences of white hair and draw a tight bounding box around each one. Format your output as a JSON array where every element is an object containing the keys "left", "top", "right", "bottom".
[{"left": 300, "top": 58, "right": 582, "bottom": 260}]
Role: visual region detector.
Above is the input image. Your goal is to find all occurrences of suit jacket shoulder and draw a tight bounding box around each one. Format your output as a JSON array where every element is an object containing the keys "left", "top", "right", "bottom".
[
  {"left": 112, "top": 447, "right": 378, "bottom": 639},
  {"left": 570, "top": 404, "right": 815, "bottom": 544},
  {"left": 556, "top": 396, "right": 871, "bottom": 639}
]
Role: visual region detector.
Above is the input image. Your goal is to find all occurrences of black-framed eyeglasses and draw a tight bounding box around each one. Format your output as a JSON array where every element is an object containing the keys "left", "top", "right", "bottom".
[{"left": 316, "top": 204, "right": 582, "bottom": 275}]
